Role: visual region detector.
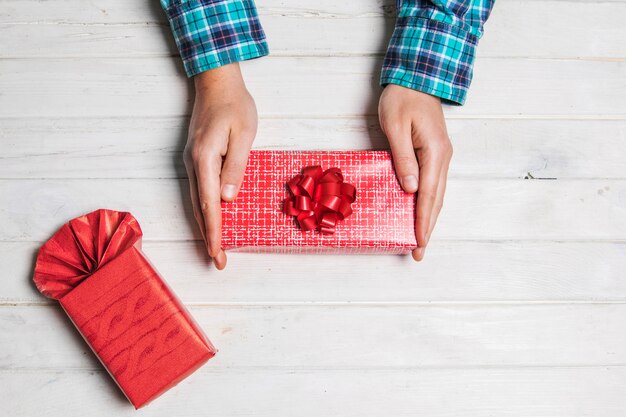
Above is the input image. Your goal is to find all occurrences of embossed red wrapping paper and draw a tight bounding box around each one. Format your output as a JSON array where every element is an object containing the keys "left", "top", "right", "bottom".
[
  {"left": 221, "top": 151, "right": 417, "bottom": 253},
  {"left": 33, "top": 209, "right": 216, "bottom": 409}
]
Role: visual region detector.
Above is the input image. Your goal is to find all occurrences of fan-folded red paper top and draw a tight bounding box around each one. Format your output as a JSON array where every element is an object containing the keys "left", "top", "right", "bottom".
[
  {"left": 34, "top": 209, "right": 143, "bottom": 299},
  {"left": 33, "top": 209, "right": 216, "bottom": 409}
]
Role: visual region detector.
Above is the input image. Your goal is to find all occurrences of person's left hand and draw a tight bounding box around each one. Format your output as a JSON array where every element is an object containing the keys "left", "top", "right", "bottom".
[{"left": 378, "top": 84, "right": 453, "bottom": 261}]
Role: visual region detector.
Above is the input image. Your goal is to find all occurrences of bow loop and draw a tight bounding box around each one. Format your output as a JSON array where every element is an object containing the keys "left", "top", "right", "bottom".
[
  {"left": 33, "top": 209, "right": 143, "bottom": 300},
  {"left": 319, "top": 167, "right": 343, "bottom": 183},
  {"left": 283, "top": 166, "right": 356, "bottom": 234},
  {"left": 302, "top": 166, "right": 324, "bottom": 181}
]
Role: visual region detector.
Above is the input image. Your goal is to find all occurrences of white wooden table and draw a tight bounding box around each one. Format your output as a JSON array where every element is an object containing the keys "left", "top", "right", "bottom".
[{"left": 1, "top": 0, "right": 626, "bottom": 415}]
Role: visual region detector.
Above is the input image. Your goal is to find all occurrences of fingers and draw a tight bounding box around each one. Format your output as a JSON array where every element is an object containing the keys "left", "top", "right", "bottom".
[
  {"left": 385, "top": 122, "right": 420, "bottom": 193},
  {"left": 193, "top": 149, "right": 226, "bottom": 267},
  {"left": 220, "top": 131, "right": 254, "bottom": 202},
  {"left": 412, "top": 153, "right": 450, "bottom": 261},
  {"left": 412, "top": 138, "right": 452, "bottom": 261},
  {"left": 186, "top": 159, "right": 226, "bottom": 269},
  {"left": 429, "top": 155, "right": 451, "bottom": 236},
  {"left": 412, "top": 145, "right": 445, "bottom": 261},
  {"left": 186, "top": 127, "right": 254, "bottom": 270},
  {"left": 185, "top": 162, "right": 207, "bottom": 244}
]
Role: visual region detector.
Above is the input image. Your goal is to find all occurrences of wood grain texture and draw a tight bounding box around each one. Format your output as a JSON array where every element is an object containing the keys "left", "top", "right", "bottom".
[
  {"left": 2, "top": 368, "right": 626, "bottom": 417},
  {"left": 1, "top": 0, "right": 624, "bottom": 58},
  {"left": 1, "top": 57, "right": 625, "bottom": 118},
  {"left": 1, "top": 118, "right": 624, "bottom": 179},
  {"left": 1, "top": 179, "right": 624, "bottom": 242},
  {"left": 1, "top": 0, "right": 625, "bottom": 414},
  {"left": 3, "top": 304, "right": 626, "bottom": 370},
  {"left": 3, "top": 241, "right": 626, "bottom": 304}
]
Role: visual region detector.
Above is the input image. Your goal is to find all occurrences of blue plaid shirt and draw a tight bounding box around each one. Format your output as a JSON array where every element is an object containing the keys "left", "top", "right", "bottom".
[{"left": 160, "top": 0, "right": 494, "bottom": 105}]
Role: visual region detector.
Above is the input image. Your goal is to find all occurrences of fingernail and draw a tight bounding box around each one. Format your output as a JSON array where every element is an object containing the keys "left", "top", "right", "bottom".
[
  {"left": 214, "top": 249, "right": 227, "bottom": 270},
  {"left": 412, "top": 247, "right": 425, "bottom": 262},
  {"left": 402, "top": 175, "right": 418, "bottom": 193},
  {"left": 222, "top": 184, "right": 237, "bottom": 200}
]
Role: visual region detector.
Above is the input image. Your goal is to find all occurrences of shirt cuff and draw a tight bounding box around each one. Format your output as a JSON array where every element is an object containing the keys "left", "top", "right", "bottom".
[
  {"left": 162, "top": 0, "right": 269, "bottom": 77},
  {"left": 380, "top": 17, "right": 479, "bottom": 105}
]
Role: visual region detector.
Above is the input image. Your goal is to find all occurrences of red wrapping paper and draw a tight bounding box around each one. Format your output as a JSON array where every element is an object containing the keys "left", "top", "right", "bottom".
[
  {"left": 222, "top": 151, "right": 417, "bottom": 253},
  {"left": 33, "top": 209, "right": 216, "bottom": 409}
]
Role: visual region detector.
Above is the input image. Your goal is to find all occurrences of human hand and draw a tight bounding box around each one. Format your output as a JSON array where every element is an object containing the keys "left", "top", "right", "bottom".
[
  {"left": 378, "top": 84, "right": 453, "bottom": 261},
  {"left": 184, "top": 63, "right": 257, "bottom": 270}
]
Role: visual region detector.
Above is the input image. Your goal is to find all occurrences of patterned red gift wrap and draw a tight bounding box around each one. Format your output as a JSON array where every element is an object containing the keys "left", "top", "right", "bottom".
[
  {"left": 33, "top": 209, "right": 216, "bottom": 409},
  {"left": 221, "top": 151, "right": 417, "bottom": 253}
]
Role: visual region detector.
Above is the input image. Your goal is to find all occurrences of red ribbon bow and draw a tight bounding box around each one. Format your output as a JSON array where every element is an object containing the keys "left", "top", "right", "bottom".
[{"left": 283, "top": 166, "right": 357, "bottom": 234}]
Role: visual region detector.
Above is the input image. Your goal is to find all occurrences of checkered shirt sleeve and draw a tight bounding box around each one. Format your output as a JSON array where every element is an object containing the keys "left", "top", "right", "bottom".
[
  {"left": 381, "top": 0, "right": 495, "bottom": 105},
  {"left": 160, "top": 0, "right": 269, "bottom": 77}
]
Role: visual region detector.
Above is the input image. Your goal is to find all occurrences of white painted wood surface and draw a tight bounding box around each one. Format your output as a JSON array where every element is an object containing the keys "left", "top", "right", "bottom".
[
  {"left": 2, "top": 57, "right": 624, "bottom": 117},
  {"left": 1, "top": 0, "right": 625, "bottom": 415}
]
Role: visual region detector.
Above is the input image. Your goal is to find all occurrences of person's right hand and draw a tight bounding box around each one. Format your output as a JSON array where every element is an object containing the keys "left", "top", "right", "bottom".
[
  {"left": 184, "top": 62, "right": 257, "bottom": 270},
  {"left": 378, "top": 84, "right": 453, "bottom": 262}
]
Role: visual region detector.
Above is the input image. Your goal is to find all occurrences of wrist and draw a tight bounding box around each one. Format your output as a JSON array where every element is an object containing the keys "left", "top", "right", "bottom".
[
  {"left": 387, "top": 84, "right": 441, "bottom": 104},
  {"left": 194, "top": 63, "right": 246, "bottom": 93}
]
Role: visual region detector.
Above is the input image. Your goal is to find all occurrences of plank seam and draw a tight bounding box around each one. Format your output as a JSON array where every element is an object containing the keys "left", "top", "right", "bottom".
[
  {"left": 4, "top": 300, "right": 626, "bottom": 307},
  {"left": 1, "top": 364, "right": 626, "bottom": 374}
]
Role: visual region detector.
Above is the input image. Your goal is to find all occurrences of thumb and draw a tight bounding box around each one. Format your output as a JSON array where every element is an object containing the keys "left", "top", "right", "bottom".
[
  {"left": 385, "top": 123, "right": 419, "bottom": 193},
  {"left": 220, "top": 133, "right": 253, "bottom": 202}
]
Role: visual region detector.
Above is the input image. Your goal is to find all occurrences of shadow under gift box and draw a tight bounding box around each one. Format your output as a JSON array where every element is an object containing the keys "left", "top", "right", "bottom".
[
  {"left": 33, "top": 209, "right": 216, "bottom": 409},
  {"left": 221, "top": 150, "right": 417, "bottom": 253}
]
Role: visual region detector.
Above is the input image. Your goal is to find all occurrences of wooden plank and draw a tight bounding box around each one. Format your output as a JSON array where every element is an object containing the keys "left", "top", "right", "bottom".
[
  {"left": 3, "top": 304, "right": 626, "bottom": 369},
  {"left": 1, "top": 118, "right": 624, "bottom": 179},
  {"left": 1, "top": 1, "right": 624, "bottom": 58},
  {"left": 1, "top": 178, "right": 624, "bottom": 242},
  {"left": 1, "top": 57, "right": 624, "bottom": 118},
  {"left": 4, "top": 240, "right": 626, "bottom": 304},
  {"left": 0, "top": 0, "right": 392, "bottom": 23},
  {"left": 1, "top": 367, "right": 626, "bottom": 416},
  {"left": 1, "top": 2, "right": 625, "bottom": 417},
  {"left": 4, "top": 0, "right": 625, "bottom": 25}
]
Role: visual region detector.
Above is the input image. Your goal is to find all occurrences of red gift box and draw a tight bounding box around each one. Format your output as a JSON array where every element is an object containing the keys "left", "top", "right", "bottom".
[
  {"left": 33, "top": 209, "right": 216, "bottom": 409},
  {"left": 222, "top": 151, "right": 417, "bottom": 253}
]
